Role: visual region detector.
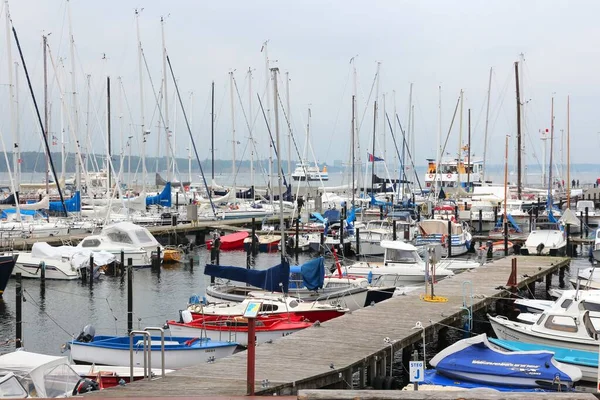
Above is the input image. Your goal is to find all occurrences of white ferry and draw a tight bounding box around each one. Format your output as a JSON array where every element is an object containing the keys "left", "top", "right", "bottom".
[
  {"left": 291, "top": 162, "right": 329, "bottom": 181},
  {"left": 424, "top": 157, "right": 483, "bottom": 189}
]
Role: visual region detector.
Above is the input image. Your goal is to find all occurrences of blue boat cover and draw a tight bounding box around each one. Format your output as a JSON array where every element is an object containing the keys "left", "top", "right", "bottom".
[
  {"left": 1, "top": 209, "right": 41, "bottom": 218},
  {"left": 296, "top": 257, "right": 324, "bottom": 291},
  {"left": 204, "top": 260, "right": 290, "bottom": 293},
  {"left": 49, "top": 191, "right": 80, "bottom": 212},
  {"left": 423, "top": 370, "right": 560, "bottom": 392},
  {"left": 146, "top": 183, "right": 171, "bottom": 207},
  {"left": 323, "top": 209, "right": 341, "bottom": 223},
  {"left": 434, "top": 336, "right": 576, "bottom": 387},
  {"left": 489, "top": 338, "right": 598, "bottom": 368},
  {"left": 311, "top": 212, "right": 325, "bottom": 223}
]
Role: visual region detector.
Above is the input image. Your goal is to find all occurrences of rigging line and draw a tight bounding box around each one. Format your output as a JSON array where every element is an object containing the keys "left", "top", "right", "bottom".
[
  {"left": 357, "top": 67, "right": 378, "bottom": 135},
  {"left": 22, "top": 289, "right": 74, "bottom": 337},
  {"left": 166, "top": 55, "right": 216, "bottom": 216},
  {"left": 256, "top": 93, "right": 288, "bottom": 187},
  {"left": 12, "top": 26, "right": 68, "bottom": 216}
]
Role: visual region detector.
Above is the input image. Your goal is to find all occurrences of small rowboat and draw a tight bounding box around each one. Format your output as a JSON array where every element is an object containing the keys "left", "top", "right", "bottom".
[
  {"left": 243, "top": 234, "right": 281, "bottom": 253},
  {"left": 162, "top": 246, "right": 184, "bottom": 263},
  {"left": 168, "top": 312, "right": 312, "bottom": 347},
  {"left": 206, "top": 231, "right": 249, "bottom": 251},
  {"left": 479, "top": 240, "right": 513, "bottom": 256}
]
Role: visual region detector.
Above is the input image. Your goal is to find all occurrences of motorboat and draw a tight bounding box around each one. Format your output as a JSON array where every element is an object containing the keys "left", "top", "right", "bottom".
[
  {"left": 76, "top": 222, "right": 162, "bottom": 267},
  {"left": 0, "top": 350, "right": 98, "bottom": 397},
  {"left": 520, "top": 226, "right": 566, "bottom": 256},
  {"left": 162, "top": 246, "right": 184, "bottom": 264},
  {"left": 14, "top": 242, "right": 115, "bottom": 280},
  {"left": 576, "top": 200, "right": 600, "bottom": 227},
  {"left": 0, "top": 209, "right": 70, "bottom": 239},
  {"left": 168, "top": 311, "right": 312, "bottom": 347},
  {"left": 187, "top": 295, "right": 347, "bottom": 323},
  {"left": 69, "top": 326, "right": 237, "bottom": 369},
  {"left": 291, "top": 162, "right": 328, "bottom": 181},
  {"left": 490, "top": 338, "right": 597, "bottom": 382},
  {"left": 206, "top": 231, "right": 248, "bottom": 251},
  {"left": 489, "top": 297, "right": 600, "bottom": 352},
  {"left": 415, "top": 219, "right": 472, "bottom": 257},
  {"left": 350, "top": 220, "right": 398, "bottom": 256},
  {"left": 243, "top": 232, "right": 281, "bottom": 253},
  {"left": 345, "top": 240, "right": 455, "bottom": 285},
  {"left": 429, "top": 334, "right": 581, "bottom": 390},
  {"left": 0, "top": 255, "right": 16, "bottom": 297}
]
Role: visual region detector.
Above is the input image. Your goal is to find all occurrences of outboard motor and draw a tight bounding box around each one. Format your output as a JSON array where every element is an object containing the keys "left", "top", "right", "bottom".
[
  {"left": 76, "top": 325, "right": 95, "bottom": 343},
  {"left": 73, "top": 378, "right": 99, "bottom": 394},
  {"left": 536, "top": 243, "right": 545, "bottom": 256}
]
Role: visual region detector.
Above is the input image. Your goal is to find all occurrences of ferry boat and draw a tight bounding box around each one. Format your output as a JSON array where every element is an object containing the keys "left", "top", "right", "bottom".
[
  {"left": 291, "top": 162, "right": 328, "bottom": 181},
  {"left": 424, "top": 157, "right": 483, "bottom": 190}
]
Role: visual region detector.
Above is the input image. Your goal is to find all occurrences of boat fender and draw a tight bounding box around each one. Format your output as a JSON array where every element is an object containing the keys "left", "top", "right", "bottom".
[
  {"left": 185, "top": 337, "right": 200, "bottom": 346},
  {"left": 181, "top": 309, "right": 193, "bottom": 323}
]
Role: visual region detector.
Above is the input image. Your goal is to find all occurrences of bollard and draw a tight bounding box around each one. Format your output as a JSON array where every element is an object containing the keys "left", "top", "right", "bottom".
[
  {"left": 89, "top": 255, "right": 94, "bottom": 289},
  {"left": 127, "top": 258, "right": 133, "bottom": 334},
  {"left": 15, "top": 273, "right": 22, "bottom": 349},
  {"left": 447, "top": 219, "right": 452, "bottom": 258},
  {"left": 189, "top": 256, "right": 194, "bottom": 271}
]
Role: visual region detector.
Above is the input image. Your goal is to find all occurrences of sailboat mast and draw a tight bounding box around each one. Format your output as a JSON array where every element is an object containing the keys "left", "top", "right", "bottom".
[
  {"left": 263, "top": 41, "right": 273, "bottom": 203},
  {"left": 548, "top": 97, "right": 555, "bottom": 205},
  {"left": 161, "top": 16, "right": 171, "bottom": 182},
  {"left": 351, "top": 95, "right": 355, "bottom": 207},
  {"left": 229, "top": 71, "right": 236, "bottom": 197},
  {"left": 67, "top": 0, "right": 80, "bottom": 193},
  {"left": 107, "top": 76, "right": 111, "bottom": 193},
  {"left": 60, "top": 62, "right": 65, "bottom": 180},
  {"left": 5, "top": 0, "right": 17, "bottom": 195},
  {"left": 14, "top": 61, "right": 20, "bottom": 190},
  {"left": 211, "top": 81, "right": 215, "bottom": 181},
  {"left": 43, "top": 34, "right": 49, "bottom": 195},
  {"left": 370, "top": 62, "right": 381, "bottom": 196},
  {"left": 467, "top": 108, "right": 471, "bottom": 188},
  {"left": 519, "top": 54, "right": 527, "bottom": 187},
  {"left": 566, "top": 96, "right": 571, "bottom": 206},
  {"left": 435, "top": 85, "right": 442, "bottom": 199},
  {"left": 249, "top": 69, "right": 254, "bottom": 194},
  {"left": 515, "top": 61, "right": 522, "bottom": 200},
  {"left": 482, "top": 67, "right": 492, "bottom": 185},
  {"left": 136, "top": 9, "right": 147, "bottom": 193},
  {"left": 457, "top": 89, "right": 463, "bottom": 188},
  {"left": 503, "top": 135, "right": 509, "bottom": 224},
  {"left": 271, "top": 67, "right": 285, "bottom": 259},
  {"left": 286, "top": 71, "right": 292, "bottom": 183},
  {"left": 188, "top": 91, "right": 193, "bottom": 185},
  {"left": 405, "top": 84, "right": 413, "bottom": 199}
]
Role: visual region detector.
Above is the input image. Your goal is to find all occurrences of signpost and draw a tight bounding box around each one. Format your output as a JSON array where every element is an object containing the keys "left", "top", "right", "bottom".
[
  {"left": 245, "top": 301, "right": 262, "bottom": 395},
  {"left": 409, "top": 360, "right": 424, "bottom": 390}
]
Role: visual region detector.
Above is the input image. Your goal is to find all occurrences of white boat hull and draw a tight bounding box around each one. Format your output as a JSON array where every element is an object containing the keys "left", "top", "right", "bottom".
[
  {"left": 14, "top": 253, "right": 80, "bottom": 280},
  {"left": 70, "top": 341, "right": 235, "bottom": 369},
  {"left": 168, "top": 324, "right": 301, "bottom": 347}
]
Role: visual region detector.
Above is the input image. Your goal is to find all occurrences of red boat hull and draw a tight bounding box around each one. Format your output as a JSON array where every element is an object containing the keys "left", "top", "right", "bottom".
[
  {"left": 192, "top": 308, "right": 343, "bottom": 323},
  {"left": 206, "top": 231, "right": 249, "bottom": 251}
]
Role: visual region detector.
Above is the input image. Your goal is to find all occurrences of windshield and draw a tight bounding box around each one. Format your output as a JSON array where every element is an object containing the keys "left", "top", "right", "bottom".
[
  {"left": 43, "top": 364, "right": 81, "bottom": 398},
  {"left": 134, "top": 229, "right": 155, "bottom": 244},
  {"left": 386, "top": 248, "right": 419, "bottom": 263},
  {"left": 106, "top": 230, "right": 133, "bottom": 244},
  {"left": 0, "top": 374, "right": 27, "bottom": 398}
]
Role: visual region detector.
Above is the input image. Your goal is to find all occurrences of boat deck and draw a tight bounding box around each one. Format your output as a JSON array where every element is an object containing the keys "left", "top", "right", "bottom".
[{"left": 86, "top": 255, "right": 570, "bottom": 397}]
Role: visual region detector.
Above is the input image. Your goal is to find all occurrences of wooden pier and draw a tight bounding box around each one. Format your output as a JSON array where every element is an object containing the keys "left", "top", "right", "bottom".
[{"left": 87, "top": 255, "right": 570, "bottom": 398}]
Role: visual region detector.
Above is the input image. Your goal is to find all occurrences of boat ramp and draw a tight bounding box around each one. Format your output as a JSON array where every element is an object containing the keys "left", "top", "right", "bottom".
[{"left": 87, "top": 255, "right": 570, "bottom": 397}]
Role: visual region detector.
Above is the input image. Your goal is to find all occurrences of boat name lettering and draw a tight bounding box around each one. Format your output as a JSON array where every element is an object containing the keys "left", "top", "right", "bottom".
[{"left": 471, "top": 360, "right": 539, "bottom": 369}]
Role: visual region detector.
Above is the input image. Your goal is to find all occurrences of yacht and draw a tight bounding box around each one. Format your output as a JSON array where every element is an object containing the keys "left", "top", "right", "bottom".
[
  {"left": 415, "top": 218, "right": 472, "bottom": 257},
  {"left": 76, "top": 222, "right": 162, "bottom": 267},
  {"left": 520, "top": 225, "right": 566, "bottom": 256},
  {"left": 291, "top": 162, "right": 328, "bottom": 181}
]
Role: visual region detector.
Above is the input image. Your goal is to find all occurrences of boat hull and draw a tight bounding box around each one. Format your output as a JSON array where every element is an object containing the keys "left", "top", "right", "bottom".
[
  {"left": 14, "top": 254, "right": 79, "bottom": 280},
  {"left": 0, "top": 255, "right": 16, "bottom": 297},
  {"left": 168, "top": 323, "right": 302, "bottom": 347}
]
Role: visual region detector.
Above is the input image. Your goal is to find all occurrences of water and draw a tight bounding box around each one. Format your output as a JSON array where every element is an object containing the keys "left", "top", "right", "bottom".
[{"left": 0, "top": 245, "right": 312, "bottom": 356}]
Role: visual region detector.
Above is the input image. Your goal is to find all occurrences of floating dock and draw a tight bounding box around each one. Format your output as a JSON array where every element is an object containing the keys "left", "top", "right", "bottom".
[{"left": 87, "top": 255, "right": 570, "bottom": 397}]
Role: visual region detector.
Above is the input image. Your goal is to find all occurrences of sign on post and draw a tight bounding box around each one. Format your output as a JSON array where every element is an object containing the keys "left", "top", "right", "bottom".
[
  {"left": 243, "top": 301, "right": 262, "bottom": 318},
  {"left": 409, "top": 361, "right": 424, "bottom": 382}
]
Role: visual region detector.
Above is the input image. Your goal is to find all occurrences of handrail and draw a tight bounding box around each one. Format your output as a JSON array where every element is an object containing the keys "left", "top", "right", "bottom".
[
  {"left": 129, "top": 330, "right": 151, "bottom": 383},
  {"left": 144, "top": 326, "right": 166, "bottom": 378}
]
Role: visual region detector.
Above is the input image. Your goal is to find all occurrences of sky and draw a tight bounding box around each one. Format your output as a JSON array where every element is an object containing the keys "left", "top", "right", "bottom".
[{"left": 1, "top": 0, "right": 599, "bottom": 175}]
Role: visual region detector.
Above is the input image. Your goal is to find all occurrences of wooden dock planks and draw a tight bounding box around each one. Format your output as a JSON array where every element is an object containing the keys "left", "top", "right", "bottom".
[{"left": 87, "top": 255, "right": 570, "bottom": 398}]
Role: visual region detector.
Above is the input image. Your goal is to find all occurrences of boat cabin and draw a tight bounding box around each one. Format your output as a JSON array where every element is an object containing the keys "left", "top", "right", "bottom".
[
  {"left": 382, "top": 240, "right": 421, "bottom": 265},
  {"left": 79, "top": 222, "right": 160, "bottom": 249}
]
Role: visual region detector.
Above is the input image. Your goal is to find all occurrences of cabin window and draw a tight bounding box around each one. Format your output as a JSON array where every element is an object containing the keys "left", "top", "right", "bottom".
[
  {"left": 81, "top": 239, "right": 100, "bottom": 248},
  {"left": 385, "top": 249, "right": 418, "bottom": 263},
  {"left": 106, "top": 231, "right": 133, "bottom": 244},
  {"left": 260, "top": 304, "right": 278, "bottom": 312},
  {"left": 134, "top": 229, "right": 155, "bottom": 244},
  {"left": 535, "top": 315, "right": 545, "bottom": 325},
  {"left": 560, "top": 299, "right": 573, "bottom": 309},
  {"left": 543, "top": 315, "right": 577, "bottom": 332},
  {"left": 583, "top": 301, "right": 600, "bottom": 313}
]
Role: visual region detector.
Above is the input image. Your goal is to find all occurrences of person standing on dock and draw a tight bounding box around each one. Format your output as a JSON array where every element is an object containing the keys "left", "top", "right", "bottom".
[
  {"left": 572, "top": 179, "right": 576, "bottom": 189},
  {"left": 577, "top": 179, "right": 580, "bottom": 188}
]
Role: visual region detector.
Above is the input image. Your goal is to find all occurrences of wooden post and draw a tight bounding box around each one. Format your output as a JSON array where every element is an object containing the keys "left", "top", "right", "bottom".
[
  {"left": 503, "top": 220, "right": 509, "bottom": 257},
  {"left": 89, "top": 255, "right": 94, "bottom": 289},
  {"left": 39, "top": 261, "right": 45, "bottom": 285},
  {"left": 295, "top": 217, "right": 300, "bottom": 254},
  {"left": 585, "top": 207, "right": 589, "bottom": 237},
  {"left": 454, "top": 205, "right": 458, "bottom": 219},
  {"left": 247, "top": 317, "right": 256, "bottom": 395},
  {"left": 355, "top": 228, "right": 360, "bottom": 260},
  {"left": 15, "top": 273, "right": 22, "bottom": 349},
  {"left": 580, "top": 211, "right": 584, "bottom": 239},
  {"left": 392, "top": 222, "right": 397, "bottom": 241},
  {"left": 566, "top": 224, "right": 571, "bottom": 257},
  {"left": 189, "top": 256, "right": 194, "bottom": 271},
  {"left": 447, "top": 219, "right": 452, "bottom": 258},
  {"left": 559, "top": 266, "right": 565, "bottom": 288},
  {"left": 379, "top": 205, "right": 383, "bottom": 220},
  {"left": 251, "top": 218, "right": 257, "bottom": 255},
  {"left": 119, "top": 250, "right": 124, "bottom": 277},
  {"left": 127, "top": 258, "right": 133, "bottom": 335},
  {"left": 319, "top": 232, "right": 324, "bottom": 256},
  {"left": 478, "top": 209, "right": 482, "bottom": 233},
  {"left": 545, "top": 272, "right": 552, "bottom": 295},
  {"left": 81, "top": 262, "right": 87, "bottom": 283}
]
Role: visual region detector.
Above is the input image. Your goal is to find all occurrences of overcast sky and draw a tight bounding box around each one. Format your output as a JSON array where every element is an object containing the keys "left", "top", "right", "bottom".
[{"left": 2, "top": 0, "right": 599, "bottom": 174}]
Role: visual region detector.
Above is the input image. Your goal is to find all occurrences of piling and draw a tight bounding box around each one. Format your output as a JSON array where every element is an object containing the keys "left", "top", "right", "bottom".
[
  {"left": 545, "top": 273, "right": 552, "bottom": 295},
  {"left": 447, "top": 219, "right": 452, "bottom": 258},
  {"left": 580, "top": 211, "right": 584, "bottom": 239},
  {"left": 89, "top": 255, "right": 94, "bottom": 289},
  {"left": 566, "top": 224, "right": 571, "bottom": 257},
  {"left": 251, "top": 218, "right": 257, "bottom": 255},
  {"left": 210, "top": 238, "right": 221, "bottom": 284},
  {"left": 39, "top": 261, "right": 45, "bottom": 285},
  {"left": 355, "top": 228, "right": 361, "bottom": 260},
  {"left": 585, "top": 207, "right": 589, "bottom": 237},
  {"left": 503, "top": 220, "right": 509, "bottom": 257},
  {"left": 15, "top": 273, "right": 22, "bottom": 349},
  {"left": 189, "top": 256, "right": 194, "bottom": 272},
  {"left": 392, "top": 222, "right": 397, "bottom": 241},
  {"left": 81, "top": 263, "right": 87, "bottom": 283},
  {"left": 319, "top": 232, "right": 324, "bottom": 256},
  {"left": 127, "top": 258, "right": 133, "bottom": 334},
  {"left": 119, "top": 251, "right": 124, "bottom": 277},
  {"left": 454, "top": 205, "right": 458, "bottom": 219},
  {"left": 478, "top": 209, "right": 483, "bottom": 233},
  {"left": 559, "top": 266, "right": 565, "bottom": 288},
  {"left": 493, "top": 207, "right": 498, "bottom": 225}
]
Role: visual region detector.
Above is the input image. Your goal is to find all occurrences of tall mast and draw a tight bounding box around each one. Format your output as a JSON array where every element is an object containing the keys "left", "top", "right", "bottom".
[
  {"left": 85, "top": 74, "right": 91, "bottom": 174},
  {"left": 14, "top": 61, "right": 20, "bottom": 190},
  {"left": 271, "top": 67, "right": 285, "bottom": 260},
  {"left": 457, "top": 89, "right": 463, "bottom": 188},
  {"left": 161, "top": 16, "right": 171, "bottom": 182},
  {"left": 249, "top": 68, "right": 254, "bottom": 192},
  {"left": 382, "top": 92, "right": 386, "bottom": 175},
  {"left": 118, "top": 77, "right": 124, "bottom": 185},
  {"left": 548, "top": 97, "right": 555, "bottom": 205},
  {"left": 107, "top": 76, "right": 111, "bottom": 193},
  {"left": 135, "top": 9, "right": 147, "bottom": 193},
  {"left": 515, "top": 61, "right": 522, "bottom": 200},
  {"left": 482, "top": 67, "right": 492, "bottom": 185},
  {"left": 519, "top": 53, "right": 527, "bottom": 187},
  {"left": 5, "top": 0, "right": 17, "bottom": 194},
  {"left": 351, "top": 95, "right": 355, "bottom": 207},
  {"left": 59, "top": 61, "right": 65, "bottom": 180},
  {"left": 285, "top": 71, "right": 292, "bottom": 183},
  {"left": 467, "top": 108, "right": 471, "bottom": 188},
  {"left": 188, "top": 91, "right": 193, "bottom": 185},
  {"left": 229, "top": 71, "right": 236, "bottom": 197},
  {"left": 435, "top": 85, "right": 442, "bottom": 199},
  {"left": 566, "top": 96, "right": 571, "bottom": 207},
  {"left": 370, "top": 62, "right": 381, "bottom": 196},
  {"left": 405, "top": 83, "right": 413, "bottom": 198},
  {"left": 67, "top": 0, "right": 80, "bottom": 193},
  {"left": 263, "top": 41, "right": 273, "bottom": 202},
  {"left": 211, "top": 81, "right": 215, "bottom": 181},
  {"left": 43, "top": 34, "right": 49, "bottom": 195}
]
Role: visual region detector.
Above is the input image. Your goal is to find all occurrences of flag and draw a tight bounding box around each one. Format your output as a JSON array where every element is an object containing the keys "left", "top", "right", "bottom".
[{"left": 367, "top": 152, "right": 384, "bottom": 162}]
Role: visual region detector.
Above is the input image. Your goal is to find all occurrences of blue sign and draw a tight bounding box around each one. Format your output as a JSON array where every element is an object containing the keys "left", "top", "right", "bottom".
[{"left": 409, "top": 361, "right": 424, "bottom": 382}]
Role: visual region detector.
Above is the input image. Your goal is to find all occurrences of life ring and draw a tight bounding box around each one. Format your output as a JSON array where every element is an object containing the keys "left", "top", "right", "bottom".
[
  {"left": 428, "top": 174, "right": 434, "bottom": 179},
  {"left": 441, "top": 234, "right": 448, "bottom": 247},
  {"left": 446, "top": 173, "right": 452, "bottom": 179},
  {"left": 420, "top": 203, "right": 430, "bottom": 215}
]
